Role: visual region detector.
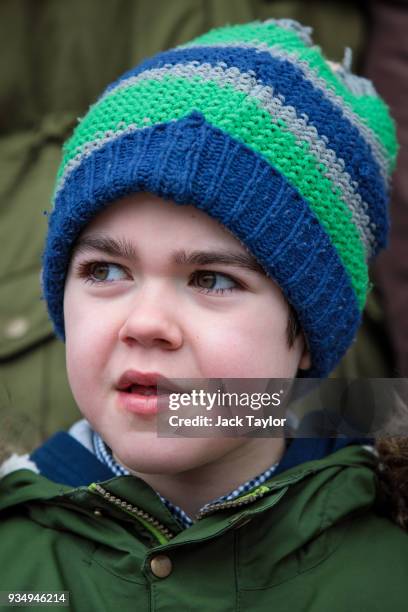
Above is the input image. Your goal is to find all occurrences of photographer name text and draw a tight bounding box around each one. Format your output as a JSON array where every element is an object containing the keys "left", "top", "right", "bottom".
[{"left": 168, "top": 414, "right": 286, "bottom": 429}]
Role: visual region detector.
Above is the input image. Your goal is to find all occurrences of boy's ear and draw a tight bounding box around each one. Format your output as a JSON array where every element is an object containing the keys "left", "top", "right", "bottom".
[{"left": 298, "top": 333, "right": 312, "bottom": 371}]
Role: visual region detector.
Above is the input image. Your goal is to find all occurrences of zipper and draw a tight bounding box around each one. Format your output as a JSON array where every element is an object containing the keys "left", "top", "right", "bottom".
[
  {"left": 196, "top": 485, "right": 271, "bottom": 519},
  {"left": 90, "top": 482, "right": 274, "bottom": 537},
  {"left": 89, "top": 483, "right": 175, "bottom": 545},
  {"left": 197, "top": 463, "right": 343, "bottom": 520}
]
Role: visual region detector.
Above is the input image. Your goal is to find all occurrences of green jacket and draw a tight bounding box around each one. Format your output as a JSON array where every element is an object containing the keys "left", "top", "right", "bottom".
[{"left": 1, "top": 443, "right": 407, "bottom": 611}]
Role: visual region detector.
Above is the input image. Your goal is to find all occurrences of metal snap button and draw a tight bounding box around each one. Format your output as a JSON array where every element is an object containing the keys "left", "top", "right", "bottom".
[{"left": 150, "top": 554, "right": 172, "bottom": 578}]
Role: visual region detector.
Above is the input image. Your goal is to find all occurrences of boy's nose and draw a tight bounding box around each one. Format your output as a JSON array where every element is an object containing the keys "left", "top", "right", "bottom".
[{"left": 117, "top": 289, "right": 183, "bottom": 350}]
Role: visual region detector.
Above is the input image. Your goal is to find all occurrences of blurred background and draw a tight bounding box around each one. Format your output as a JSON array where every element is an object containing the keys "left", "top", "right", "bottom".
[{"left": 0, "top": 0, "right": 407, "bottom": 457}]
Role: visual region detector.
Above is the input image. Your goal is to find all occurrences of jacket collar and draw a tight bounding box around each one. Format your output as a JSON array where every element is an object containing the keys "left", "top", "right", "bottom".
[{"left": 0, "top": 437, "right": 378, "bottom": 558}]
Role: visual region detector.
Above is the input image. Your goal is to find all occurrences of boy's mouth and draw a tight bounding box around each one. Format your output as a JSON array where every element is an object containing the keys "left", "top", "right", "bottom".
[
  {"left": 115, "top": 370, "right": 182, "bottom": 416},
  {"left": 116, "top": 380, "right": 159, "bottom": 416},
  {"left": 124, "top": 384, "right": 157, "bottom": 396},
  {"left": 116, "top": 370, "right": 185, "bottom": 395},
  {"left": 115, "top": 370, "right": 194, "bottom": 418}
]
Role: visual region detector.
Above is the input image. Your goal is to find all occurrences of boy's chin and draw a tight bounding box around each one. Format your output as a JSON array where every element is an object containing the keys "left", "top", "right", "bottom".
[
  {"left": 112, "top": 453, "right": 203, "bottom": 477},
  {"left": 111, "top": 437, "right": 243, "bottom": 477}
]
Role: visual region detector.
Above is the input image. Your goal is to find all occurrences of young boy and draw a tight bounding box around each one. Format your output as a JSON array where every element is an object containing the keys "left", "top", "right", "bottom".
[{"left": 1, "top": 19, "right": 407, "bottom": 611}]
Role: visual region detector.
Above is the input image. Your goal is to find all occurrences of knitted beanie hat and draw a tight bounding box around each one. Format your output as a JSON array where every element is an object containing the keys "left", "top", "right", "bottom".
[{"left": 43, "top": 19, "right": 397, "bottom": 378}]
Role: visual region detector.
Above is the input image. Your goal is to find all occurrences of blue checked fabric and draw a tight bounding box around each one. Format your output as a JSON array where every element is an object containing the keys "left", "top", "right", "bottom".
[{"left": 93, "top": 431, "right": 278, "bottom": 529}]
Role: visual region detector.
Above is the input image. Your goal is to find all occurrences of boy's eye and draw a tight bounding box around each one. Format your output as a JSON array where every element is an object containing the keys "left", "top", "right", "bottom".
[
  {"left": 191, "top": 271, "right": 240, "bottom": 294},
  {"left": 87, "top": 262, "right": 129, "bottom": 282}
]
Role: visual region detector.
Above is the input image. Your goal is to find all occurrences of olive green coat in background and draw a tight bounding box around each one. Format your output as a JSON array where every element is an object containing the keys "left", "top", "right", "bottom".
[
  {"left": 0, "top": 0, "right": 392, "bottom": 454},
  {"left": 0, "top": 445, "right": 408, "bottom": 611}
]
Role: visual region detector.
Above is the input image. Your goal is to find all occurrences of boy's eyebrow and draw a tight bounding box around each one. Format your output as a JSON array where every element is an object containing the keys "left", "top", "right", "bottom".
[
  {"left": 173, "top": 249, "right": 265, "bottom": 274},
  {"left": 73, "top": 236, "right": 138, "bottom": 261},
  {"left": 73, "top": 235, "right": 265, "bottom": 274}
]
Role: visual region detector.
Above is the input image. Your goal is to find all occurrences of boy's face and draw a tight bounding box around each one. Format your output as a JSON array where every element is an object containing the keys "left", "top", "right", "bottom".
[{"left": 64, "top": 193, "right": 310, "bottom": 476}]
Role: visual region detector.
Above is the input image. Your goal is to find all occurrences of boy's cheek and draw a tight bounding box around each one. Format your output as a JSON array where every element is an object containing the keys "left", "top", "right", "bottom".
[
  {"left": 65, "top": 340, "right": 98, "bottom": 410},
  {"left": 64, "top": 286, "right": 119, "bottom": 352},
  {"left": 64, "top": 311, "right": 110, "bottom": 409},
  {"left": 196, "top": 325, "right": 279, "bottom": 377}
]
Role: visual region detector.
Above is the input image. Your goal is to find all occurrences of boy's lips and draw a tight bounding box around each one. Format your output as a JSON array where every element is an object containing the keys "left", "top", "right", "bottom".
[
  {"left": 116, "top": 370, "right": 187, "bottom": 394},
  {"left": 115, "top": 370, "right": 188, "bottom": 416}
]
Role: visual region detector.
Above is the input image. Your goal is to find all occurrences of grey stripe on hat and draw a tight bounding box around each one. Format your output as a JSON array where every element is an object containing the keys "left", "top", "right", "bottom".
[
  {"left": 263, "top": 18, "right": 314, "bottom": 47},
  {"left": 179, "top": 41, "right": 390, "bottom": 185},
  {"left": 99, "top": 62, "right": 376, "bottom": 257}
]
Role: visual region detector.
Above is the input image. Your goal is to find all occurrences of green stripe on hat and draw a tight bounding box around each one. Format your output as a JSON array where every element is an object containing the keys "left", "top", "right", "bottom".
[{"left": 184, "top": 21, "right": 397, "bottom": 168}]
